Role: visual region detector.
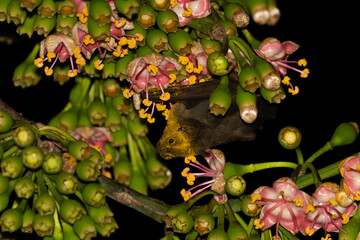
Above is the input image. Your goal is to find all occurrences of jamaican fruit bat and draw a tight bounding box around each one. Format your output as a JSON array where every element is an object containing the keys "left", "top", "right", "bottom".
[{"left": 144, "top": 76, "right": 277, "bottom": 160}]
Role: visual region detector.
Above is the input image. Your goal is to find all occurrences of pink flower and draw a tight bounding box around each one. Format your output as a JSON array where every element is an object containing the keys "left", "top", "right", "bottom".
[
  {"left": 250, "top": 177, "right": 312, "bottom": 239},
  {"left": 339, "top": 153, "right": 360, "bottom": 201},
  {"left": 169, "top": 0, "right": 211, "bottom": 27},
  {"left": 301, "top": 182, "right": 357, "bottom": 238},
  {"left": 180, "top": 149, "right": 226, "bottom": 202},
  {"left": 255, "top": 37, "right": 309, "bottom": 78}
]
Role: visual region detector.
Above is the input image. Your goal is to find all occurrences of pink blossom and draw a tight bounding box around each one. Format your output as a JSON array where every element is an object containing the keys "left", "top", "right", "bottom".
[
  {"left": 255, "top": 37, "right": 309, "bottom": 78},
  {"left": 301, "top": 183, "right": 357, "bottom": 238},
  {"left": 339, "top": 153, "right": 360, "bottom": 201},
  {"left": 169, "top": 0, "right": 211, "bottom": 27},
  {"left": 71, "top": 126, "right": 113, "bottom": 154},
  {"left": 251, "top": 177, "right": 312, "bottom": 239}
]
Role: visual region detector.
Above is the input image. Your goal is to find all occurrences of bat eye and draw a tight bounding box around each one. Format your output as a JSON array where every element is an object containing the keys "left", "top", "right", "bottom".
[{"left": 168, "top": 138, "right": 175, "bottom": 144}]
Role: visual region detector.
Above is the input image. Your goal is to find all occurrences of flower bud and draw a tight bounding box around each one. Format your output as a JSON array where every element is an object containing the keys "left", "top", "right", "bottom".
[
  {"left": 81, "top": 183, "right": 106, "bottom": 207},
  {"left": 149, "top": 0, "right": 169, "bottom": 11},
  {"left": 21, "top": 207, "right": 35, "bottom": 234},
  {"left": 6, "top": 0, "right": 27, "bottom": 25},
  {"left": 146, "top": 29, "right": 169, "bottom": 53},
  {"left": 59, "top": 199, "right": 86, "bottom": 224},
  {"left": 56, "top": 0, "right": 76, "bottom": 18},
  {"left": 209, "top": 76, "right": 232, "bottom": 116},
  {"left": 76, "top": 160, "right": 101, "bottom": 181},
  {"left": 68, "top": 140, "right": 93, "bottom": 161},
  {"left": 34, "top": 193, "right": 56, "bottom": 216},
  {"left": 194, "top": 213, "right": 215, "bottom": 235},
  {"left": 57, "top": 108, "right": 79, "bottom": 133},
  {"left": 235, "top": 85, "right": 258, "bottom": 124},
  {"left": 254, "top": 57, "right": 281, "bottom": 90},
  {"left": 33, "top": 14, "right": 56, "bottom": 37},
  {"left": 260, "top": 85, "right": 286, "bottom": 104},
  {"left": 33, "top": 214, "right": 54, "bottom": 237},
  {"left": 240, "top": 195, "right": 261, "bottom": 217},
  {"left": 157, "top": 9, "right": 179, "bottom": 33},
  {"left": 55, "top": 172, "right": 79, "bottom": 194},
  {"left": 127, "top": 118, "right": 148, "bottom": 138},
  {"left": 113, "top": 154, "right": 132, "bottom": 185},
  {"left": 168, "top": 29, "right": 193, "bottom": 55},
  {"left": 17, "top": 13, "right": 36, "bottom": 37},
  {"left": 87, "top": 16, "right": 110, "bottom": 41},
  {"left": 1, "top": 156, "right": 24, "bottom": 179},
  {"left": 330, "top": 122, "right": 359, "bottom": 148},
  {"left": 88, "top": 204, "right": 114, "bottom": 227},
  {"left": 13, "top": 125, "right": 36, "bottom": 148},
  {"left": 52, "top": 63, "right": 71, "bottom": 85},
  {"left": 227, "top": 222, "right": 248, "bottom": 240},
  {"left": 114, "top": 0, "right": 139, "bottom": 19},
  {"left": 37, "top": 0, "right": 56, "bottom": 18},
  {"left": 22, "top": 145, "right": 44, "bottom": 169},
  {"left": 87, "top": 100, "right": 108, "bottom": 126},
  {"left": 88, "top": 0, "right": 112, "bottom": 26},
  {"left": 0, "top": 208, "right": 22, "bottom": 232},
  {"left": 226, "top": 175, "right": 246, "bottom": 197},
  {"left": 172, "top": 211, "right": 194, "bottom": 234},
  {"left": 19, "top": 0, "right": 42, "bottom": 12},
  {"left": 207, "top": 229, "right": 228, "bottom": 240},
  {"left": 278, "top": 126, "right": 302, "bottom": 150},
  {"left": 219, "top": 20, "right": 238, "bottom": 36},
  {"left": 102, "top": 61, "right": 116, "bottom": 79},
  {"left": 0, "top": 111, "right": 14, "bottom": 133},
  {"left": 73, "top": 215, "right": 97, "bottom": 240},
  {"left": 0, "top": 174, "right": 9, "bottom": 195},
  {"left": 14, "top": 177, "right": 35, "bottom": 199},
  {"left": 207, "top": 51, "right": 234, "bottom": 76},
  {"left": 0, "top": 191, "right": 11, "bottom": 212},
  {"left": 95, "top": 218, "right": 118, "bottom": 237},
  {"left": 42, "top": 152, "right": 63, "bottom": 174},
  {"left": 223, "top": 3, "right": 249, "bottom": 28},
  {"left": 238, "top": 66, "right": 262, "bottom": 93},
  {"left": 137, "top": 5, "right": 157, "bottom": 29},
  {"left": 104, "top": 79, "right": 121, "bottom": 97},
  {"left": 111, "top": 128, "right": 128, "bottom": 147}
]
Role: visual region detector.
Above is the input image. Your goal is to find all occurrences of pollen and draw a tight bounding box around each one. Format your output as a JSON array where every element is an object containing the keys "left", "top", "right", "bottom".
[
  {"left": 178, "top": 56, "right": 189, "bottom": 65},
  {"left": 156, "top": 103, "right": 167, "bottom": 111},
  {"left": 34, "top": 58, "right": 44, "bottom": 68},
  {"left": 102, "top": 171, "right": 112, "bottom": 179},
  {"left": 94, "top": 60, "right": 104, "bottom": 70},
  {"left": 184, "top": 156, "right": 196, "bottom": 164},
  {"left": 298, "top": 58, "right": 307, "bottom": 67},
  {"left": 181, "top": 167, "right": 190, "bottom": 177},
  {"left": 162, "top": 109, "right": 170, "bottom": 120},
  {"left": 82, "top": 7, "right": 89, "bottom": 16},
  {"left": 180, "top": 189, "right": 191, "bottom": 201},
  {"left": 76, "top": 56, "right": 86, "bottom": 66},
  {"left": 74, "top": 47, "right": 82, "bottom": 58},
  {"left": 182, "top": 8, "right": 192, "bottom": 17},
  {"left": 44, "top": 66, "right": 53, "bottom": 76},
  {"left": 169, "top": 73, "right": 177, "bottom": 83},
  {"left": 105, "top": 153, "right": 112, "bottom": 163},
  {"left": 115, "top": 18, "right": 127, "bottom": 28},
  {"left": 67, "top": 69, "right": 77, "bottom": 77},
  {"left": 92, "top": 145, "right": 102, "bottom": 153},
  {"left": 329, "top": 197, "right": 338, "bottom": 207},
  {"left": 199, "top": 79, "right": 206, "bottom": 83},
  {"left": 119, "top": 37, "right": 128, "bottom": 46},
  {"left": 251, "top": 194, "right": 262, "bottom": 203},
  {"left": 305, "top": 226, "right": 315, "bottom": 236},
  {"left": 254, "top": 219, "right": 263, "bottom": 229},
  {"left": 281, "top": 76, "right": 290, "bottom": 85},
  {"left": 293, "top": 197, "right": 303, "bottom": 207},
  {"left": 342, "top": 213, "right": 350, "bottom": 224},
  {"left": 147, "top": 65, "right": 159, "bottom": 76},
  {"left": 147, "top": 115, "right": 155, "bottom": 123},
  {"left": 188, "top": 75, "right": 197, "bottom": 85},
  {"left": 84, "top": 34, "right": 95, "bottom": 45},
  {"left": 46, "top": 52, "right": 56, "bottom": 62},
  {"left": 77, "top": 13, "right": 88, "bottom": 23},
  {"left": 160, "top": 92, "right": 170, "bottom": 101},
  {"left": 127, "top": 38, "right": 137, "bottom": 49},
  {"left": 305, "top": 204, "right": 315, "bottom": 213},
  {"left": 288, "top": 86, "right": 299, "bottom": 95},
  {"left": 300, "top": 68, "right": 310, "bottom": 78},
  {"left": 123, "top": 89, "right": 134, "bottom": 99},
  {"left": 142, "top": 98, "right": 153, "bottom": 107},
  {"left": 193, "top": 64, "right": 203, "bottom": 74},
  {"left": 170, "top": 0, "right": 178, "bottom": 7},
  {"left": 186, "top": 62, "right": 194, "bottom": 73},
  {"left": 321, "top": 233, "right": 331, "bottom": 240},
  {"left": 138, "top": 109, "right": 148, "bottom": 119},
  {"left": 135, "top": 33, "right": 144, "bottom": 42}
]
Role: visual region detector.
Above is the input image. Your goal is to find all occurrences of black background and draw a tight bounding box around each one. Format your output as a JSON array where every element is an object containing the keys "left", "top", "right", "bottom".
[{"left": 0, "top": 0, "right": 359, "bottom": 239}]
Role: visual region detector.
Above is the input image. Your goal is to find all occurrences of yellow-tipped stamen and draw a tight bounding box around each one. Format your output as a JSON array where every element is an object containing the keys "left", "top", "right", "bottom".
[
  {"left": 169, "top": 73, "right": 176, "bottom": 83},
  {"left": 92, "top": 145, "right": 102, "bottom": 153},
  {"left": 82, "top": 7, "right": 88, "bottom": 16},
  {"left": 142, "top": 98, "right": 153, "bottom": 107},
  {"left": 84, "top": 34, "right": 95, "bottom": 45},
  {"left": 342, "top": 213, "right": 350, "bottom": 224},
  {"left": 293, "top": 197, "right": 304, "bottom": 207},
  {"left": 251, "top": 194, "right": 262, "bottom": 203},
  {"left": 102, "top": 171, "right": 112, "bottom": 178},
  {"left": 298, "top": 58, "right": 307, "bottom": 67},
  {"left": 180, "top": 189, "right": 191, "bottom": 201},
  {"left": 135, "top": 33, "right": 144, "bottom": 42},
  {"left": 300, "top": 68, "right": 310, "bottom": 78},
  {"left": 34, "top": 58, "right": 44, "bottom": 68},
  {"left": 123, "top": 89, "right": 133, "bottom": 98},
  {"left": 115, "top": 18, "right": 127, "bottom": 28},
  {"left": 162, "top": 109, "right": 170, "bottom": 120},
  {"left": 170, "top": 0, "right": 178, "bottom": 7},
  {"left": 178, "top": 56, "right": 189, "bottom": 65},
  {"left": 119, "top": 37, "right": 128, "bottom": 46},
  {"left": 254, "top": 219, "right": 263, "bottom": 229},
  {"left": 182, "top": 8, "right": 192, "bottom": 17},
  {"left": 127, "top": 38, "right": 137, "bottom": 49},
  {"left": 76, "top": 56, "right": 86, "bottom": 66},
  {"left": 46, "top": 52, "right": 56, "bottom": 62},
  {"left": 199, "top": 79, "right": 206, "bottom": 83},
  {"left": 74, "top": 47, "right": 82, "bottom": 59},
  {"left": 186, "top": 62, "right": 194, "bottom": 73},
  {"left": 305, "top": 204, "right": 315, "bottom": 214},
  {"left": 288, "top": 86, "right": 299, "bottom": 95},
  {"left": 188, "top": 75, "right": 197, "bottom": 85},
  {"left": 329, "top": 197, "right": 338, "bottom": 207},
  {"left": 156, "top": 103, "right": 167, "bottom": 111},
  {"left": 77, "top": 13, "right": 88, "bottom": 23},
  {"left": 281, "top": 76, "right": 290, "bottom": 85},
  {"left": 67, "top": 69, "right": 77, "bottom": 77},
  {"left": 94, "top": 60, "right": 104, "bottom": 70},
  {"left": 181, "top": 167, "right": 190, "bottom": 177},
  {"left": 355, "top": 190, "right": 360, "bottom": 201},
  {"left": 184, "top": 156, "right": 196, "bottom": 164},
  {"left": 147, "top": 65, "right": 159, "bottom": 76},
  {"left": 321, "top": 233, "right": 331, "bottom": 240},
  {"left": 138, "top": 109, "right": 148, "bottom": 119},
  {"left": 147, "top": 115, "right": 155, "bottom": 123},
  {"left": 193, "top": 64, "right": 203, "bottom": 74},
  {"left": 44, "top": 66, "right": 53, "bottom": 76},
  {"left": 105, "top": 153, "right": 112, "bottom": 163},
  {"left": 160, "top": 92, "right": 170, "bottom": 101},
  {"left": 305, "top": 227, "right": 315, "bottom": 236}
]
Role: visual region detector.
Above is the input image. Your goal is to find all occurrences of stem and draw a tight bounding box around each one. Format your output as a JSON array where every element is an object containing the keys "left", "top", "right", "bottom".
[
  {"left": 3, "top": 145, "right": 19, "bottom": 158},
  {"left": 38, "top": 125, "right": 76, "bottom": 142},
  {"left": 36, "top": 170, "right": 48, "bottom": 195},
  {"left": 217, "top": 204, "right": 225, "bottom": 230},
  {"left": 308, "top": 163, "right": 322, "bottom": 188},
  {"left": 97, "top": 175, "right": 169, "bottom": 223},
  {"left": 187, "top": 18, "right": 225, "bottom": 41},
  {"left": 302, "top": 142, "right": 333, "bottom": 170},
  {"left": 234, "top": 212, "right": 248, "bottom": 230},
  {"left": 224, "top": 161, "right": 297, "bottom": 178},
  {"left": 295, "top": 148, "right": 304, "bottom": 165},
  {"left": 38, "top": 130, "right": 70, "bottom": 147},
  {"left": 43, "top": 173, "right": 64, "bottom": 204},
  {"left": 290, "top": 164, "right": 303, "bottom": 182}
]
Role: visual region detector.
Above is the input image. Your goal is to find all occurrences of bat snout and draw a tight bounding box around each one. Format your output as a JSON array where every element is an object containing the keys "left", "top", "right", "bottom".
[{"left": 156, "top": 142, "right": 174, "bottom": 160}]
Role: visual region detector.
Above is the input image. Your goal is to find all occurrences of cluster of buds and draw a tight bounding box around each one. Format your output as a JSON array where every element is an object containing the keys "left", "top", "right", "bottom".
[
  {"left": 48, "top": 76, "right": 171, "bottom": 195},
  {"left": 0, "top": 110, "right": 118, "bottom": 239}
]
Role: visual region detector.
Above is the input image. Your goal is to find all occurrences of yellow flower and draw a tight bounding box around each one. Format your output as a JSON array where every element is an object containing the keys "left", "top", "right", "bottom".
[{"left": 182, "top": 8, "right": 192, "bottom": 17}]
